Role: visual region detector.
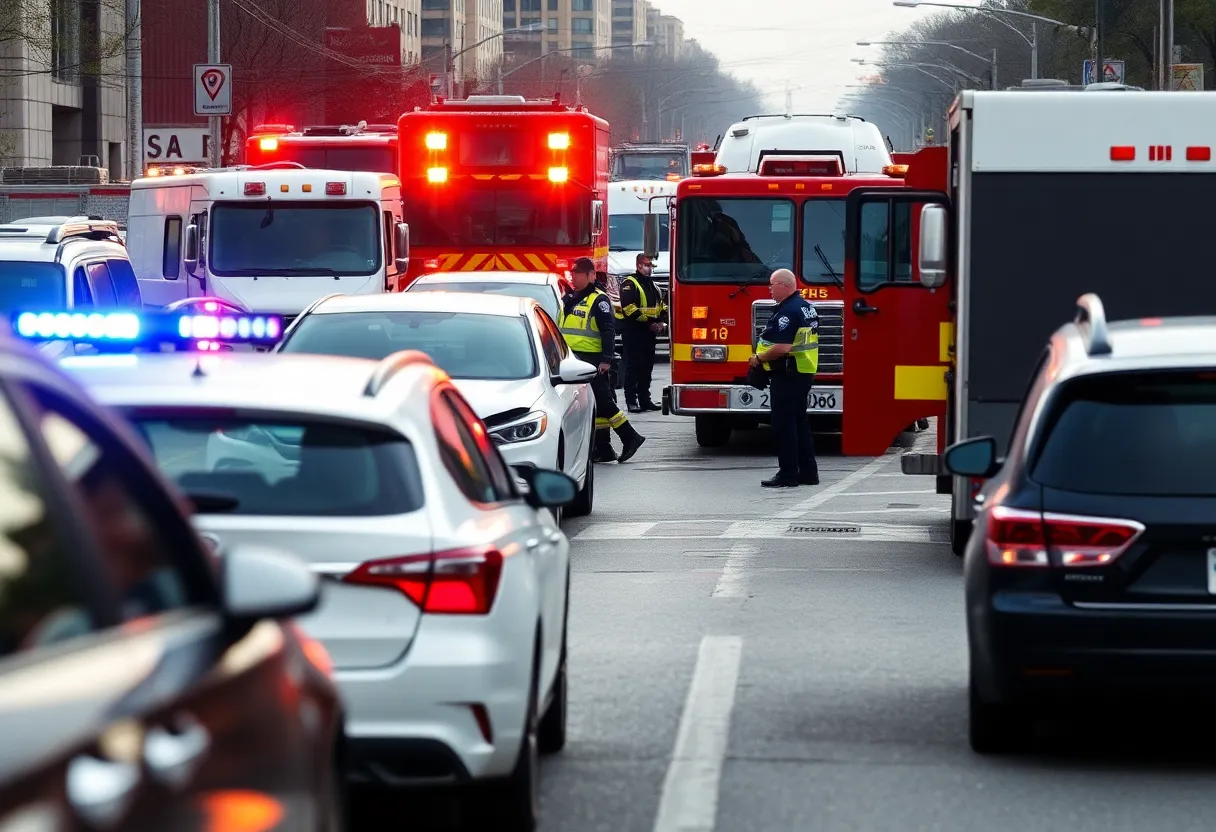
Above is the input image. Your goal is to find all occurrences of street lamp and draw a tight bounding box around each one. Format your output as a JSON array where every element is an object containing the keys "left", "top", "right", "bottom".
[
  {"left": 494, "top": 42, "right": 653, "bottom": 94},
  {"left": 859, "top": 40, "right": 997, "bottom": 87},
  {"left": 853, "top": 57, "right": 985, "bottom": 88},
  {"left": 446, "top": 23, "right": 545, "bottom": 96}
]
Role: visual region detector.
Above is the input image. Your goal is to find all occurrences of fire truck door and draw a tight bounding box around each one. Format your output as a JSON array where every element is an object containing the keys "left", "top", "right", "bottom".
[{"left": 841, "top": 189, "right": 951, "bottom": 456}]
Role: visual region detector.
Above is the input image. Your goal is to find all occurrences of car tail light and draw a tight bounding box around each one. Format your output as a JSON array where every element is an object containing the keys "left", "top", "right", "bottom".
[
  {"left": 984, "top": 506, "right": 1143, "bottom": 568},
  {"left": 343, "top": 546, "right": 504, "bottom": 614},
  {"left": 679, "top": 388, "right": 727, "bottom": 409}
]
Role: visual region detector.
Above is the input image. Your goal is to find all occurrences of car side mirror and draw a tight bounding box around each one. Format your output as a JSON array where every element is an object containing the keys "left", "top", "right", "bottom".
[
  {"left": 942, "top": 436, "right": 1001, "bottom": 478},
  {"left": 395, "top": 222, "right": 410, "bottom": 272},
  {"left": 553, "top": 355, "right": 598, "bottom": 385},
  {"left": 918, "top": 204, "right": 947, "bottom": 288},
  {"left": 222, "top": 543, "right": 320, "bottom": 623},
  {"left": 183, "top": 223, "right": 200, "bottom": 271},
  {"left": 512, "top": 464, "right": 577, "bottom": 509},
  {"left": 643, "top": 214, "right": 661, "bottom": 260}
]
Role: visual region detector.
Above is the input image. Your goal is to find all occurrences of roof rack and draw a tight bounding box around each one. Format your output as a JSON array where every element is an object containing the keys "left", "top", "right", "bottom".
[
  {"left": 1074, "top": 293, "right": 1111, "bottom": 356},
  {"left": 740, "top": 113, "right": 865, "bottom": 122},
  {"left": 44, "top": 217, "right": 121, "bottom": 244},
  {"left": 364, "top": 350, "right": 435, "bottom": 397}
]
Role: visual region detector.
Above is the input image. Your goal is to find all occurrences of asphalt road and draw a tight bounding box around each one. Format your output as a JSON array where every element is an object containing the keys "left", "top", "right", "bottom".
[{"left": 364, "top": 366, "right": 1216, "bottom": 832}]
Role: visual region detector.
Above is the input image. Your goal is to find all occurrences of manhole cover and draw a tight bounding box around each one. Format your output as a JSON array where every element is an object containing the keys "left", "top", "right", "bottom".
[{"left": 788, "top": 523, "right": 861, "bottom": 535}]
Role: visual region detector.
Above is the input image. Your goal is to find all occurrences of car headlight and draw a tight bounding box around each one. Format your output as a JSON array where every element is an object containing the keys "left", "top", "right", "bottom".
[{"left": 490, "top": 411, "right": 548, "bottom": 445}]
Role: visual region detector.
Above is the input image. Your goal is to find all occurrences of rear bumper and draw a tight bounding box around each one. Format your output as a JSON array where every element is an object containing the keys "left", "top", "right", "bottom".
[
  {"left": 665, "top": 383, "right": 843, "bottom": 416},
  {"left": 971, "top": 591, "right": 1216, "bottom": 703}
]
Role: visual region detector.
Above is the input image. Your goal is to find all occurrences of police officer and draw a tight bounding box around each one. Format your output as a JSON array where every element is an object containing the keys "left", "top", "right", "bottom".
[
  {"left": 561, "top": 257, "right": 646, "bottom": 463},
  {"left": 617, "top": 253, "right": 666, "bottom": 412},
  {"left": 749, "top": 268, "right": 819, "bottom": 488}
]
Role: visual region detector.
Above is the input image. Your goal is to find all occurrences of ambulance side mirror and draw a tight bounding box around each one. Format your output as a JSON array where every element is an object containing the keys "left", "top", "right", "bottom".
[
  {"left": 395, "top": 222, "right": 410, "bottom": 272},
  {"left": 183, "top": 223, "right": 200, "bottom": 271},
  {"left": 917, "top": 205, "right": 947, "bottom": 289},
  {"left": 643, "top": 214, "right": 661, "bottom": 260}
]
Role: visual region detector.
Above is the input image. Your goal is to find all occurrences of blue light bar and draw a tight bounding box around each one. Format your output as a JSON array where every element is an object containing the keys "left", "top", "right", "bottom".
[{"left": 10, "top": 310, "right": 284, "bottom": 349}]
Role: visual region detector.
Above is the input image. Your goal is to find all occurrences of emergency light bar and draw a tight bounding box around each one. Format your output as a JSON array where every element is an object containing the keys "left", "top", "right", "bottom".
[
  {"left": 758, "top": 155, "right": 843, "bottom": 176},
  {"left": 11, "top": 310, "right": 284, "bottom": 349}
]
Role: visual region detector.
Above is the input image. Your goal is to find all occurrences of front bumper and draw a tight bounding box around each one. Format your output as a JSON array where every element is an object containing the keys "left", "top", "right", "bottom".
[{"left": 494, "top": 427, "right": 560, "bottom": 472}]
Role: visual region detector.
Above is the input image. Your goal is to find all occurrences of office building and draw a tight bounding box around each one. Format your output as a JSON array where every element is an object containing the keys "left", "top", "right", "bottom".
[
  {"left": 611, "top": 0, "right": 648, "bottom": 51},
  {"left": 422, "top": 0, "right": 503, "bottom": 85},
  {"left": 503, "top": 0, "right": 612, "bottom": 64}
]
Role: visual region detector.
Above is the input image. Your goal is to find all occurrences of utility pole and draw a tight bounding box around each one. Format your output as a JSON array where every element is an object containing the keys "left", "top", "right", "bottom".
[
  {"left": 991, "top": 48, "right": 998, "bottom": 90},
  {"left": 1159, "top": 0, "right": 1174, "bottom": 90},
  {"left": 125, "top": 0, "right": 141, "bottom": 180},
  {"left": 207, "top": 0, "right": 221, "bottom": 167},
  {"left": 1094, "top": 0, "right": 1104, "bottom": 84}
]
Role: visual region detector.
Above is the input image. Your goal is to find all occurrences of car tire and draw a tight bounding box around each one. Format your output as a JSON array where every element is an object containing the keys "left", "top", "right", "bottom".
[
  {"left": 481, "top": 649, "right": 541, "bottom": 831},
  {"left": 695, "top": 415, "right": 731, "bottom": 448},
  {"left": 968, "top": 676, "right": 1027, "bottom": 755},
  {"left": 566, "top": 442, "right": 595, "bottom": 518},
  {"left": 539, "top": 576, "right": 570, "bottom": 754}
]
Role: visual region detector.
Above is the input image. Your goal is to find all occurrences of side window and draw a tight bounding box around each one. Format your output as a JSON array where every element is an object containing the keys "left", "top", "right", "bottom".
[
  {"left": 445, "top": 391, "right": 517, "bottom": 498},
  {"left": 857, "top": 200, "right": 915, "bottom": 292},
  {"left": 539, "top": 308, "right": 569, "bottom": 358},
  {"left": 86, "top": 262, "right": 118, "bottom": 307},
  {"left": 432, "top": 391, "right": 499, "bottom": 504},
  {"left": 106, "top": 258, "right": 141, "bottom": 306},
  {"left": 0, "top": 387, "right": 96, "bottom": 657},
  {"left": 72, "top": 266, "right": 94, "bottom": 309},
  {"left": 534, "top": 309, "right": 562, "bottom": 375},
  {"left": 163, "top": 216, "right": 182, "bottom": 279},
  {"left": 26, "top": 387, "right": 208, "bottom": 621},
  {"left": 383, "top": 211, "right": 394, "bottom": 270}
]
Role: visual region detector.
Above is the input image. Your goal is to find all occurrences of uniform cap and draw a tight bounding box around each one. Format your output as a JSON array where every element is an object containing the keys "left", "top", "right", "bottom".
[{"left": 571, "top": 257, "right": 596, "bottom": 274}]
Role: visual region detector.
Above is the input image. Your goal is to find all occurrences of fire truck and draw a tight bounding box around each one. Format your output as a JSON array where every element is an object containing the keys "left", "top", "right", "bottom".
[
  {"left": 243, "top": 122, "right": 398, "bottom": 174},
  {"left": 655, "top": 144, "right": 952, "bottom": 452},
  {"left": 395, "top": 94, "right": 610, "bottom": 289},
  {"left": 879, "top": 83, "right": 1216, "bottom": 554}
]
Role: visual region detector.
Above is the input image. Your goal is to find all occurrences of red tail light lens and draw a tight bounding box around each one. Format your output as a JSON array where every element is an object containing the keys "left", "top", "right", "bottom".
[
  {"left": 343, "top": 546, "right": 504, "bottom": 614},
  {"left": 984, "top": 506, "right": 1143, "bottom": 568}
]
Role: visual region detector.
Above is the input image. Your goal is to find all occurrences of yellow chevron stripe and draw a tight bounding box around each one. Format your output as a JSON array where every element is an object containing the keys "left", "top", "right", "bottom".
[
  {"left": 524, "top": 253, "right": 548, "bottom": 270},
  {"left": 465, "top": 253, "right": 491, "bottom": 271},
  {"left": 500, "top": 253, "right": 528, "bottom": 271},
  {"left": 441, "top": 253, "right": 462, "bottom": 270}
]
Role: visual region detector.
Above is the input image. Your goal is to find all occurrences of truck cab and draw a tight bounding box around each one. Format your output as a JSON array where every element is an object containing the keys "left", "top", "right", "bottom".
[
  {"left": 714, "top": 114, "right": 893, "bottom": 174},
  {"left": 610, "top": 142, "right": 690, "bottom": 181},
  {"left": 127, "top": 165, "right": 408, "bottom": 317}
]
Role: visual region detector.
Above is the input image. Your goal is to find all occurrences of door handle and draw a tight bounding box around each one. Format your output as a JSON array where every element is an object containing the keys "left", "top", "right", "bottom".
[
  {"left": 526, "top": 538, "right": 541, "bottom": 550},
  {"left": 852, "top": 299, "right": 880, "bottom": 315},
  {"left": 67, "top": 755, "right": 141, "bottom": 828},
  {"left": 548, "top": 531, "right": 564, "bottom": 544},
  {"left": 144, "top": 714, "right": 210, "bottom": 789}
]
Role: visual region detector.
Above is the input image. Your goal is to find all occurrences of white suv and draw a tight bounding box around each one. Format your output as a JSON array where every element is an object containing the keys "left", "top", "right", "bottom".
[{"left": 60, "top": 348, "right": 576, "bottom": 830}]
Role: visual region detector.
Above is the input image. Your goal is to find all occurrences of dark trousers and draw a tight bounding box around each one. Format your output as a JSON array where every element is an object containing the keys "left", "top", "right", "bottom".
[
  {"left": 576, "top": 352, "right": 631, "bottom": 445},
  {"left": 770, "top": 372, "right": 818, "bottom": 481},
  {"left": 622, "top": 328, "right": 656, "bottom": 405}
]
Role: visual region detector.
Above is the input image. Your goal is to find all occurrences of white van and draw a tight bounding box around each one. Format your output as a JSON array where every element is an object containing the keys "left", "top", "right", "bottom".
[
  {"left": 714, "top": 114, "right": 893, "bottom": 174},
  {"left": 606, "top": 179, "right": 677, "bottom": 352},
  {"left": 127, "top": 166, "right": 407, "bottom": 316}
]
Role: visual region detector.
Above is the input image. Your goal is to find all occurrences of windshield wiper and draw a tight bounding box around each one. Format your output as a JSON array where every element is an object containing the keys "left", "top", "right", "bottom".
[
  {"left": 259, "top": 200, "right": 274, "bottom": 229},
  {"left": 813, "top": 245, "right": 845, "bottom": 291},
  {"left": 608, "top": 245, "right": 631, "bottom": 252}
]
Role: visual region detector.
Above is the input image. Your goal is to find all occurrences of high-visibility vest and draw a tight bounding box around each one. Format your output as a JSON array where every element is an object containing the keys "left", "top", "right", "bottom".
[
  {"left": 559, "top": 289, "right": 607, "bottom": 353},
  {"left": 615, "top": 275, "right": 665, "bottom": 321},
  {"left": 757, "top": 310, "right": 819, "bottom": 374}
]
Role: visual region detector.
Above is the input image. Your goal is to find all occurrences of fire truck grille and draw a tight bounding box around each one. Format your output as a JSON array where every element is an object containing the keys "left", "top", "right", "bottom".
[{"left": 752, "top": 301, "right": 844, "bottom": 375}]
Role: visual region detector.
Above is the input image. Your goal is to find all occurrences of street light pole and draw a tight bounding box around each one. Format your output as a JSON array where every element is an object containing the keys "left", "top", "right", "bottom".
[
  {"left": 493, "top": 42, "right": 652, "bottom": 95},
  {"left": 207, "top": 0, "right": 221, "bottom": 167},
  {"left": 125, "top": 0, "right": 141, "bottom": 179}
]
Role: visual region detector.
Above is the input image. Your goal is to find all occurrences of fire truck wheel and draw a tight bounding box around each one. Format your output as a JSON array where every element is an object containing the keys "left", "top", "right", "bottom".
[{"left": 695, "top": 416, "right": 732, "bottom": 448}]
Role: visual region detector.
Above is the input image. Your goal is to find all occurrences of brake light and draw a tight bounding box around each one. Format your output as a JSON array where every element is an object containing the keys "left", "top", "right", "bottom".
[
  {"left": 1187, "top": 145, "right": 1211, "bottom": 161},
  {"left": 548, "top": 166, "right": 568, "bottom": 182},
  {"left": 258, "top": 137, "right": 278, "bottom": 151},
  {"left": 548, "top": 132, "right": 569, "bottom": 150},
  {"left": 1110, "top": 145, "right": 1136, "bottom": 162},
  {"left": 984, "top": 506, "right": 1144, "bottom": 568},
  {"left": 325, "top": 181, "right": 346, "bottom": 195},
  {"left": 425, "top": 131, "right": 447, "bottom": 150},
  {"left": 678, "top": 388, "right": 727, "bottom": 409},
  {"left": 427, "top": 167, "right": 447, "bottom": 183},
  {"left": 343, "top": 546, "right": 504, "bottom": 615},
  {"left": 244, "top": 182, "right": 266, "bottom": 196}
]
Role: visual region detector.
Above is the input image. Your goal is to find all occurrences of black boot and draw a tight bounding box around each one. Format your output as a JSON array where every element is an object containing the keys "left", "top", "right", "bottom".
[
  {"left": 626, "top": 399, "right": 642, "bottom": 414},
  {"left": 614, "top": 421, "right": 646, "bottom": 462},
  {"left": 592, "top": 429, "right": 617, "bottom": 463}
]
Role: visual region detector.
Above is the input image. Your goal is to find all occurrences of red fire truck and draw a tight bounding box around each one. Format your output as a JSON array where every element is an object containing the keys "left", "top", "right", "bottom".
[
  {"left": 656, "top": 147, "right": 952, "bottom": 456},
  {"left": 395, "top": 94, "right": 610, "bottom": 288},
  {"left": 243, "top": 122, "right": 398, "bottom": 174}
]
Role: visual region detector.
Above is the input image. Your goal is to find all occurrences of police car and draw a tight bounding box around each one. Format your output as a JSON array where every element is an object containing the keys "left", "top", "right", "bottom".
[
  {"left": 0, "top": 216, "right": 139, "bottom": 313},
  {"left": 15, "top": 304, "right": 579, "bottom": 828}
]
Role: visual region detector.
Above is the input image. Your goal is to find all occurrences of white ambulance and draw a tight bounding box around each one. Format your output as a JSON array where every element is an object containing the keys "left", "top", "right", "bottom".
[
  {"left": 126, "top": 165, "right": 408, "bottom": 316},
  {"left": 713, "top": 113, "right": 893, "bottom": 174}
]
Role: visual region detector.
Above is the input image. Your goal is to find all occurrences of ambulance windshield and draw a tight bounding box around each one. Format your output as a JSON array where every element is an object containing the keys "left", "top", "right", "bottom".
[
  {"left": 612, "top": 152, "right": 688, "bottom": 181},
  {"left": 676, "top": 197, "right": 795, "bottom": 283},
  {"left": 209, "top": 202, "right": 381, "bottom": 276}
]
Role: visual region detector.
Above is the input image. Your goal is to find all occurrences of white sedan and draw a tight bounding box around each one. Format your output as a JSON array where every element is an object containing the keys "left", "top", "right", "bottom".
[
  {"left": 277, "top": 292, "right": 600, "bottom": 517},
  {"left": 404, "top": 270, "right": 570, "bottom": 323}
]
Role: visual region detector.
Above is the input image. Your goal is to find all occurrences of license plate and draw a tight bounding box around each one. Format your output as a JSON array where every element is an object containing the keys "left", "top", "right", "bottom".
[
  {"left": 1207, "top": 549, "right": 1216, "bottom": 594},
  {"left": 730, "top": 388, "right": 771, "bottom": 409},
  {"left": 727, "top": 387, "right": 843, "bottom": 412}
]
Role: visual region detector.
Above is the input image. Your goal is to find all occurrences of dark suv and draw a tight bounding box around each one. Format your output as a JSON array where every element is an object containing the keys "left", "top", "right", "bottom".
[{"left": 944, "top": 294, "right": 1216, "bottom": 753}]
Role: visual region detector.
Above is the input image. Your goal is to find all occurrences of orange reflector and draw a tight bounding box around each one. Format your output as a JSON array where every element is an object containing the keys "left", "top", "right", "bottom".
[
  {"left": 325, "top": 181, "right": 346, "bottom": 195},
  {"left": 691, "top": 327, "right": 708, "bottom": 339},
  {"left": 258, "top": 137, "right": 278, "bottom": 151},
  {"left": 279, "top": 184, "right": 289, "bottom": 192},
  {"left": 427, "top": 167, "right": 447, "bottom": 183},
  {"left": 1110, "top": 146, "right": 1135, "bottom": 162},
  {"left": 244, "top": 182, "right": 266, "bottom": 196},
  {"left": 548, "top": 132, "right": 570, "bottom": 150},
  {"left": 198, "top": 791, "right": 284, "bottom": 832},
  {"left": 1187, "top": 146, "right": 1211, "bottom": 161},
  {"left": 548, "top": 166, "right": 568, "bottom": 182},
  {"left": 425, "top": 132, "right": 447, "bottom": 150},
  {"left": 691, "top": 306, "right": 708, "bottom": 319},
  {"left": 301, "top": 183, "right": 312, "bottom": 192}
]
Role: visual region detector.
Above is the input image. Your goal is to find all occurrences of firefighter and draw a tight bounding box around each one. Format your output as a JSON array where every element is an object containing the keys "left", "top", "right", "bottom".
[
  {"left": 749, "top": 268, "right": 820, "bottom": 488},
  {"left": 595, "top": 270, "right": 623, "bottom": 400},
  {"left": 561, "top": 258, "right": 646, "bottom": 463},
  {"left": 616, "top": 252, "right": 666, "bottom": 412}
]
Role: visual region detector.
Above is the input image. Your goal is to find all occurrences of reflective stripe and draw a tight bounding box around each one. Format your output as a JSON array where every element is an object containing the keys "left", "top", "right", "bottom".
[
  {"left": 615, "top": 275, "right": 666, "bottom": 321},
  {"left": 595, "top": 417, "right": 612, "bottom": 428},
  {"left": 758, "top": 327, "right": 819, "bottom": 374},
  {"left": 559, "top": 289, "right": 606, "bottom": 353},
  {"left": 607, "top": 411, "right": 628, "bottom": 429}
]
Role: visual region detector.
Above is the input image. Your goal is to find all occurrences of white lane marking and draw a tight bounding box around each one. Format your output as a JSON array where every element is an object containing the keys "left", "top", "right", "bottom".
[
  {"left": 569, "top": 521, "right": 657, "bottom": 540},
  {"left": 776, "top": 455, "right": 892, "bottom": 520},
  {"left": 711, "top": 541, "right": 755, "bottom": 598},
  {"left": 826, "top": 489, "right": 935, "bottom": 497},
  {"left": 652, "top": 635, "right": 743, "bottom": 832},
  {"left": 571, "top": 520, "right": 938, "bottom": 541},
  {"left": 822, "top": 507, "right": 949, "bottom": 516}
]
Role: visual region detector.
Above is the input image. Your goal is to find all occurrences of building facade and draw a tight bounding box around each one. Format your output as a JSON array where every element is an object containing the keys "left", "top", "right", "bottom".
[
  {"left": 368, "top": 0, "right": 423, "bottom": 65},
  {"left": 655, "top": 13, "right": 684, "bottom": 60},
  {"left": 503, "top": 0, "right": 611, "bottom": 63},
  {"left": 611, "top": 0, "right": 648, "bottom": 51},
  {"left": 421, "top": 0, "right": 502, "bottom": 87}
]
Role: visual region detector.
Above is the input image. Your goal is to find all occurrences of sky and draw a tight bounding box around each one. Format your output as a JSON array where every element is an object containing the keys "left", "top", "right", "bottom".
[{"left": 649, "top": 0, "right": 938, "bottom": 112}]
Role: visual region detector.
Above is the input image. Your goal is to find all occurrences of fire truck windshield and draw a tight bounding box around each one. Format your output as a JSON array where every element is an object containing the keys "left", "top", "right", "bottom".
[
  {"left": 676, "top": 197, "right": 794, "bottom": 283},
  {"left": 800, "top": 198, "right": 846, "bottom": 284},
  {"left": 609, "top": 213, "right": 669, "bottom": 252},
  {"left": 209, "top": 203, "right": 381, "bottom": 276},
  {"left": 254, "top": 145, "right": 395, "bottom": 174},
  {"left": 613, "top": 152, "right": 687, "bottom": 181},
  {"left": 403, "top": 187, "right": 591, "bottom": 247}
]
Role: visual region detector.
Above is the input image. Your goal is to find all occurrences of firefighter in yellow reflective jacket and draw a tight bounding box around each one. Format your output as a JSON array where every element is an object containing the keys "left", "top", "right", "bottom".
[
  {"left": 560, "top": 257, "right": 646, "bottom": 463},
  {"left": 748, "top": 268, "right": 819, "bottom": 488},
  {"left": 616, "top": 253, "right": 667, "bottom": 412}
]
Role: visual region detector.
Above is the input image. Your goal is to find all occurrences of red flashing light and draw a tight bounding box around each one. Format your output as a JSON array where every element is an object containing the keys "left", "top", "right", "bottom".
[
  {"left": 258, "top": 137, "right": 279, "bottom": 151},
  {"left": 984, "top": 506, "right": 1143, "bottom": 568},
  {"left": 343, "top": 546, "right": 504, "bottom": 614},
  {"left": 325, "top": 181, "right": 346, "bottom": 195},
  {"left": 1109, "top": 146, "right": 1136, "bottom": 162},
  {"left": 759, "top": 158, "right": 843, "bottom": 176},
  {"left": 244, "top": 182, "right": 266, "bottom": 196},
  {"left": 1187, "top": 146, "right": 1211, "bottom": 161}
]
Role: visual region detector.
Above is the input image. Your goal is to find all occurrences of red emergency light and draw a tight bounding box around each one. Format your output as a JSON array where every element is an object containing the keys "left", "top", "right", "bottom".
[{"left": 758, "top": 155, "right": 843, "bottom": 177}]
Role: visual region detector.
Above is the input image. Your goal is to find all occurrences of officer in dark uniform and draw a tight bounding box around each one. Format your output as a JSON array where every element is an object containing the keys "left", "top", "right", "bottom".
[
  {"left": 749, "top": 268, "right": 820, "bottom": 488},
  {"left": 595, "top": 270, "right": 623, "bottom": 400},
  {"left": 617, "top": 252, "right": 666, "bottom": 413},
  {"left": 561, "top": 257, "right": 646, "bottom": 463}
]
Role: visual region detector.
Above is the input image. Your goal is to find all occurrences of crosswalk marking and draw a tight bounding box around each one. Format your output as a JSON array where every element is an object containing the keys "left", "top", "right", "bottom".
[{"left": 570, "top": 519, "right": 937, "bottom": 542}]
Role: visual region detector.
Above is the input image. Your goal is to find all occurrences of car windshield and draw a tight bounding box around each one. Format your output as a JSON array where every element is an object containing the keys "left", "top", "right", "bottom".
[
  {"left": 1032, "top": 371, "right": 1216, "bottom": 496},
  {"left": 209, "top": 202, "right": 381, "bottom": 276},
  {"left": 0, "top": 262, "right": 66, "bottom": 312},
  {"left": 676, "top": 197, "right": 795, "bottom": 283},
  {"left": 609, "top": 213, "right": 669, "bottom": 253},
  {"left": 126, "top": 415, "right": 423, "bottom": 516},
  {"left": 280, "top": 311, "right": 538, "bottom": 380},
  {"left": 612, "top": 152, "right": 687, "bottom": 180},
  {"left": 407, "top": 281, "right": 559, "bottom": 321},
  {"left": 402, "top": 185, "right": 591, "bottom": 247}
]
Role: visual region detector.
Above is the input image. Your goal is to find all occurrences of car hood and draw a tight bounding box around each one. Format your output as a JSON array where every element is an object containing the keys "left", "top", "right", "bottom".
[{"left": 452, "top": 377, "right": 544, "bottom": 421}]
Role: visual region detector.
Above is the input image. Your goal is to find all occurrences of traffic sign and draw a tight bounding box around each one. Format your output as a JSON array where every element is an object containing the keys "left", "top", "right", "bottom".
[
  {"left": 194, "top": 64, "right": 232, "bottom": 116},
  {"left": 1171, "top": 63, "right": 1204, "bottom": 91},
  {"left": 1083, "top": 59, "right": 1125, "bottom": 85}
]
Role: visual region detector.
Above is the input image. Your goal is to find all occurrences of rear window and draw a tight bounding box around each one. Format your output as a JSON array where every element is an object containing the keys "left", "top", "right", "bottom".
[
  {"left": 1031, "top": 372, "right": 1216, "bottom": 496},
  {"left": 127, "top": 414, "right": 424, "bottom": 516}
]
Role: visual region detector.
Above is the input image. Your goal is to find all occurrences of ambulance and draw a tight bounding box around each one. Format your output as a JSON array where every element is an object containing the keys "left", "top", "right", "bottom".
[
  {"left": 126, "top": 164, "right": 407, "bottom": 317},
  {"left": 713, "top": 113, "right": 893, "bottom": 174}
]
